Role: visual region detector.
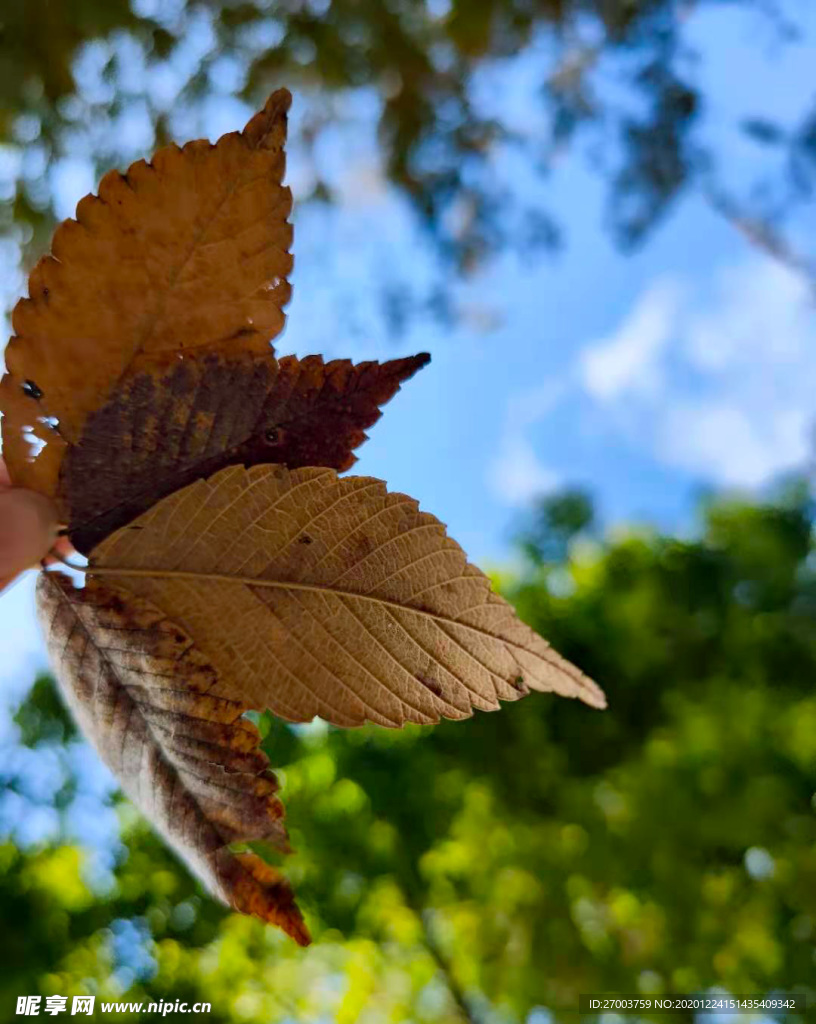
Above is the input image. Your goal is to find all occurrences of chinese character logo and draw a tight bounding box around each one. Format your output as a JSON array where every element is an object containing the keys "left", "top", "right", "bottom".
[
  {"left": 45, "top": 996, "right": 68, "bottom": 1016},
  {"left": 71, "top": 996, "right": 95, "bottom": 1016},
  {"left": 16, "top": 996, "right": 41, "bottom": 1016}
]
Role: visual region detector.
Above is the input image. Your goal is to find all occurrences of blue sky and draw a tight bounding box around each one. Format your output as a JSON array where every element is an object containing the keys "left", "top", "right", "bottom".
[{"left": 2, "top": 1, "right": 816, "bottom": 718}]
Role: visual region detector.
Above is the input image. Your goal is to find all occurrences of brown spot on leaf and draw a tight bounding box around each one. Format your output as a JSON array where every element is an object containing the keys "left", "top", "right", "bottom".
[{"left": 417, "top": 674, "right": 443, "bottom": 697}]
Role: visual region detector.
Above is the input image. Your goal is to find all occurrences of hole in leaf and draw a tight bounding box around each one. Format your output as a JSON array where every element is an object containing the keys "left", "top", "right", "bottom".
[
  {"left": 22, "top": 428, "right": 46, "bottom": 458},
  {"left": 22, "top": 379, "right": 43, "bottom": 400}
]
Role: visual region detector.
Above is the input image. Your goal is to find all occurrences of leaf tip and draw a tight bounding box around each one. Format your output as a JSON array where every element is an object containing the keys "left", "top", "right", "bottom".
[
  {"left": 244, "top": 89, "right": 292, "bottom": 150},
  {"left": 227, "top": 851, "right": 311, "bottom": 946},
  {"left": 583, "top": 679, "right": 607, "bottom": 710}
]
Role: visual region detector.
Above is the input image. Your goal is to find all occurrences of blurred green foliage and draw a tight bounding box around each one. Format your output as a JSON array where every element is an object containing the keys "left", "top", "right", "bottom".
[
  {"left": 2, "top": 483, "right": 815, "bottom": 1021},
  {"left": 1, "top": 0, "right": 814, "bottom": 280}
]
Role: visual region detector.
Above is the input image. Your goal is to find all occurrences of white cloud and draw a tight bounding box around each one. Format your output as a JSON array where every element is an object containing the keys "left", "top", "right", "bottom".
[
  {"left": 579, "top": 280, "right": 682, "bottom": 401},
  {"left": 685, "top": 260, "right": 812, "bottom": 372},
  {"left": 577, "top": 258, "right": 816, "bottom": 489},
  {"left": 488, "top": 382, "right": 563, "bottom": 505},
  {"left": 659, "top": 401, "right": 810, "bottom": 487},
  {"left": 489, "top": 434, "right": 560, "bottom": 505},
  {"left": 488, "top": 257, "right": 816, "bottom": 509}
]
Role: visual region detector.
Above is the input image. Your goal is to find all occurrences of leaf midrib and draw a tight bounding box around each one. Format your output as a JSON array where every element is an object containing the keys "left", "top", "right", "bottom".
[{"left": 84, "top": 563, "right": 579, "bottom": 677}]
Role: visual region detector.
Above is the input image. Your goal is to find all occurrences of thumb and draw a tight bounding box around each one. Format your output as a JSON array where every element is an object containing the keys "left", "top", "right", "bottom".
[{"left": 0, "top": 487, "right": 60, "bottom": 593}]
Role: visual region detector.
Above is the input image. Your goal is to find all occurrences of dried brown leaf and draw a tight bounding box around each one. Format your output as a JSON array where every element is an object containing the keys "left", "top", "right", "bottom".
[
  {"left": 61, "top": 349, "right": 430, "bottom": 553},
  {"left": 36, "top": 571, "right": 310, "bottom": 946},
  {"left": 1, "top": 90, "right": 293, "bottom": 496},
  {"left": 87, "top": 465, "right": 605, "bottom": 727}
]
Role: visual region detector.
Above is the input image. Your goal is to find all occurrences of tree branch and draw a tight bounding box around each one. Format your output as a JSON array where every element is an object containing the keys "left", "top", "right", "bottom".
[
  {"left": 704, "top": 185, "right": 816, "bottom": 295},
  {"left": 418, "top": 906, "right": 486, "bottom": 1024},
  {"left": 397, "top": 871, "right": 485, "bottom": 1024}
]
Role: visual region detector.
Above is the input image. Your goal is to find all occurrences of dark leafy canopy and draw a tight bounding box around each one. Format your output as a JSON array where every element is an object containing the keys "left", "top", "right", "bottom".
[
  {"left": 3, "top": 0, "right": 815, "bottom": 279},
  {"left": 4, "top": 482, "right": 815, "bottom": 1020}
]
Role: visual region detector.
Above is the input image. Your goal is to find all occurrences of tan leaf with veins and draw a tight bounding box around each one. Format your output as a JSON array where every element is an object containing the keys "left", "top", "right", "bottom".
[
  {"left": 36, "top": 571, "right": 310, "bottom": 946},
  {"left": 1, "top": 90, "right": 293, "bottom": 496},
  {"left": 88, "top": 465, "right": 605, "bottom": 727}
]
